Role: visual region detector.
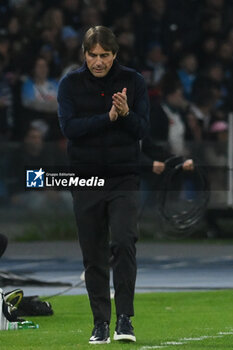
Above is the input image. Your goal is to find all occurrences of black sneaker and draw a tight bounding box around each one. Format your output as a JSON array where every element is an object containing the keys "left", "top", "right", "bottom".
[
  {"left": 89, "top": 322, "right": 110, "bottom": 344},
  {"left": 113, "top": 314, "right": 136, "bottom": 342}
]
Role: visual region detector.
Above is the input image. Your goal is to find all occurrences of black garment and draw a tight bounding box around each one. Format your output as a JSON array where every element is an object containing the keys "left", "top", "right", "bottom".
[
  {"left": 72, "top": 175, "right": 139, "bottom": 324},
  {"left": 57, "top": 61, "right": 149, "bottom": 178},
  {"left": 141, "top": 101, "right": 191, "bottom": 171},
  {"left": 140, "top": 102, "right": 172, "bottom": 172}
]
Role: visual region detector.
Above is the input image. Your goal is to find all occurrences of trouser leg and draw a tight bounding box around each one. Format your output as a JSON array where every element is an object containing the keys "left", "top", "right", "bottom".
[
  {"left": 72, "top": 190, "right": 111, "bottom": 324},
  {"left": 108, "top": 184, "right": 139, "bottom": 317}
]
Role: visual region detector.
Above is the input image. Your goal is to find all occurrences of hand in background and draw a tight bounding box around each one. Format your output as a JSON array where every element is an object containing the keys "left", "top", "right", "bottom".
[
  {"left": 152, "top": 161, "right": 165, "bottom": 174},
  {"left": 182, "top": 159, "right": 194, "bottom": 171}
]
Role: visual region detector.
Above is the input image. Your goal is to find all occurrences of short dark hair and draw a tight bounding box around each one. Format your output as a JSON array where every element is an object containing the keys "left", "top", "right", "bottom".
[{"left": 82, "top": 26, "right": 119, "bottom": 54}]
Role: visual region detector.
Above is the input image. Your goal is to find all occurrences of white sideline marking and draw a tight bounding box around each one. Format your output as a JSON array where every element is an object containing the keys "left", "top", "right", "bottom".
[
  {"left": 139, "top": 329, "right": 233, "bottom": 350},
  {"left": 180, "top": 335, "right": 222, "bottom": 341},
  {"left": 140, "top": 347, "right": 166, "bottom": 349},
  {"left": 164, "top": 342, "right": 185, "bottom": 345}
]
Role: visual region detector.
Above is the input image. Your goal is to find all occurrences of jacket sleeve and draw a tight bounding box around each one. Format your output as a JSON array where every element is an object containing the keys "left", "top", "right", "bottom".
[
  {"left": 141, "top": 136, "right": 172, "bottom": 163},
  {"left": 57, "top": 76, "right": 112, "bottom": 139},
  {"left": 118, "top": 72, "right": 150, "bottom": 140}
]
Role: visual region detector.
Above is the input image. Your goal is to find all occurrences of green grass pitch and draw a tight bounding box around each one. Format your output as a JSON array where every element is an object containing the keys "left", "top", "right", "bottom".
[{"left": 1, "top": 291, "right": 233, "bottom": 350}]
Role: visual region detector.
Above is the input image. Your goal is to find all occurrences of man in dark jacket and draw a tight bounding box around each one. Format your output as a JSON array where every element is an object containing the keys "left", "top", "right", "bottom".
[{"left": 57, "top": 26, "right": 149, "bottom": 344}]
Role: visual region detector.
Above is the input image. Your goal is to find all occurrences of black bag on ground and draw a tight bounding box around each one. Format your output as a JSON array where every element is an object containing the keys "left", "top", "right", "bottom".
[{"left": 15, "top": 296, "right": 53, "bottom": 317}]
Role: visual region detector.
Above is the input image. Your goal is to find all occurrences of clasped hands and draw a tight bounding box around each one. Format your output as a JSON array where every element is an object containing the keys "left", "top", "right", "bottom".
[{"left": 109, "top": 88, "right": 129, "bottom": 121}]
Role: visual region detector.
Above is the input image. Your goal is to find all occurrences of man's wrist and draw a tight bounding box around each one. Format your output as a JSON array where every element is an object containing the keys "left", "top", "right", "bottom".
[
  {"left": 109, "top": 111, "right": 118, "bottom": 121},
  {"left": 121, "top": 109, "right": 130, "bottom": 117}
]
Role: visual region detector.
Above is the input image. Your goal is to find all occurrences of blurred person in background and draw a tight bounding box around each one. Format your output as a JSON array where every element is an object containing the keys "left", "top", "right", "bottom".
[
  {"left": 198, "top": 35, "right": 218, "bottom": 67},
  {"left": 203, "top": 0, "right": 233, "bottom": 32},
  {"left": 201, "top": 12, "right": 223, "bottom": 38},
  {"left": 205, "top": 119, "right": 229, "bottom": 237},
  {"left": 226, "top": 27, "right": 233, "bottom": 49},
  {"left": 60, "top": 0, "right": 82, "bottom": 30},
  {"left": 112, "top": 13, "right": 136, "bottom": 66},
  {"left": 9, "top": 0, "right": 43, "bottom": 41},
  {"left": 204, "top": 0, "right": 225, "bottom": 11},
  {"left": 0, "top": 30, "right": 10, "bottom": 67},
  {"left": 143, "top": 0, "right": 167, "bottom": 45},
  {"left": 217, "top": 40, "right": 233, "bottom": 104},
  {"left": 112, "top": 12, "right": 133, "bottom": 33},
  {"left": 0, "top": 53, "right": 13, "bottom": 141},
  {"left": 115, "top": 29, "right": 138, "bottom": 68},
  {"left": 131, "top": 0, "right": 145, "bottom": 64},
  {"left": 104, "top": 0, "right": 132, "bottom": 27},
  {"left": 210, "top": 105, "right": 228, "bottom": 125},
  {"left": 217, "top": 40, "right": 233, "bottom": 72},
  {"left": 194, "top": 61, "right": 228, "bottom": 110},
  {"left": 0, "top": 1, "right": 11, "bottom": 28},
  {"left": 7, "top": 15, "right": 24, "bottom": 55},
  {"left": 140, "top": 73, "right": 194, "bottom": 235},
  {"left": 79, "top": 6, "right": 102, "bottom": 35},
  {"left": 186, "top": 87, "right": 216, "bottom": 144},
  {"left": 91, "top": 0, "right": 108, "bottom": 24},
  {"left": 8, "top": 126, "right": 60, "bottom": 210},
  {"left": 142, "top": 0, "right": 201, "bottom": 61},
  {"left": 60, "top": 25, "right": 82, "bottom": 72},
  {"left": 204, "top": 61, "right": 229, "bottom": 107},
  {"left": 177, "top": 52, "right": 198, "bottom": 100},
  {"left": 37, "top": 7, "right": 64, "bottom": 54},
  {"left": 145, "top": 74, "right": 191, "bottom": 157},
  {"left": 39, "top": 44, "right": 62, "bottom": 79},
  {"left": 6, "top": 14, "right": 28, "bottom": 76},
  {"left": 141, "top": 42, "right": 167, "bottom": 90},
  {"left": 206, "top": 120, "right": 228, "bottom": 165},
  {"left": 42, "top": 7, "right": 64, "bottom": 35},
  {"left": 141, "top": 73, "right": 194, "bottom": 176},
  {"left": 21, "top": 56, "right": 60, "bottom": 139}
]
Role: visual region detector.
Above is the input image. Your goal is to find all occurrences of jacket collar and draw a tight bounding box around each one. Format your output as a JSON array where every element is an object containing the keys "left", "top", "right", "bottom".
[{"left": 83, "top": 60, "right": 121, "bottom": 82}]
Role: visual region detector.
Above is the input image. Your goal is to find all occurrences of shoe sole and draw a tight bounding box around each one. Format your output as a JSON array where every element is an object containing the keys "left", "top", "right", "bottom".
[
  {"left": 113, "top": 332, "right": 136, "bottom": 342},
  {"left": 89, "top": 338, "right": 110, "bottom": 344}
]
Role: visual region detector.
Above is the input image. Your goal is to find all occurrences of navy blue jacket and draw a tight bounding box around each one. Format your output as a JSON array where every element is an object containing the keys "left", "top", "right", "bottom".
[{"left": 57, "top": 61, "right": 150, "bottom": 177}]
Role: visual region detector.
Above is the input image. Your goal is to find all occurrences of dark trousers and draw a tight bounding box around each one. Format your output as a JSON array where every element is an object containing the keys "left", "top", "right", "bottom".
[{"left": 72, "top": 175, "right": 139, "bottom": 324}]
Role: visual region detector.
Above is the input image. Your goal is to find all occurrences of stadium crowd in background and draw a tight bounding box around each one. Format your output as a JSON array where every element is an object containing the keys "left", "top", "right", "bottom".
[
  {"left": 0, "top": 0, "right": 232, "bottom": 142},
  {"left": 0, "top": 0, "right": 232, "bottom": 206},
  {"left": 0, "top": 0, "right": 233, "bottom": 140}
]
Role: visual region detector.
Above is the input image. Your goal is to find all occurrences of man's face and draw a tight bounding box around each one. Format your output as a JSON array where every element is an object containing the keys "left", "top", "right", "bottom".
[{"left": 85, "top": 43, "right": 116, "bottom": 77}]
